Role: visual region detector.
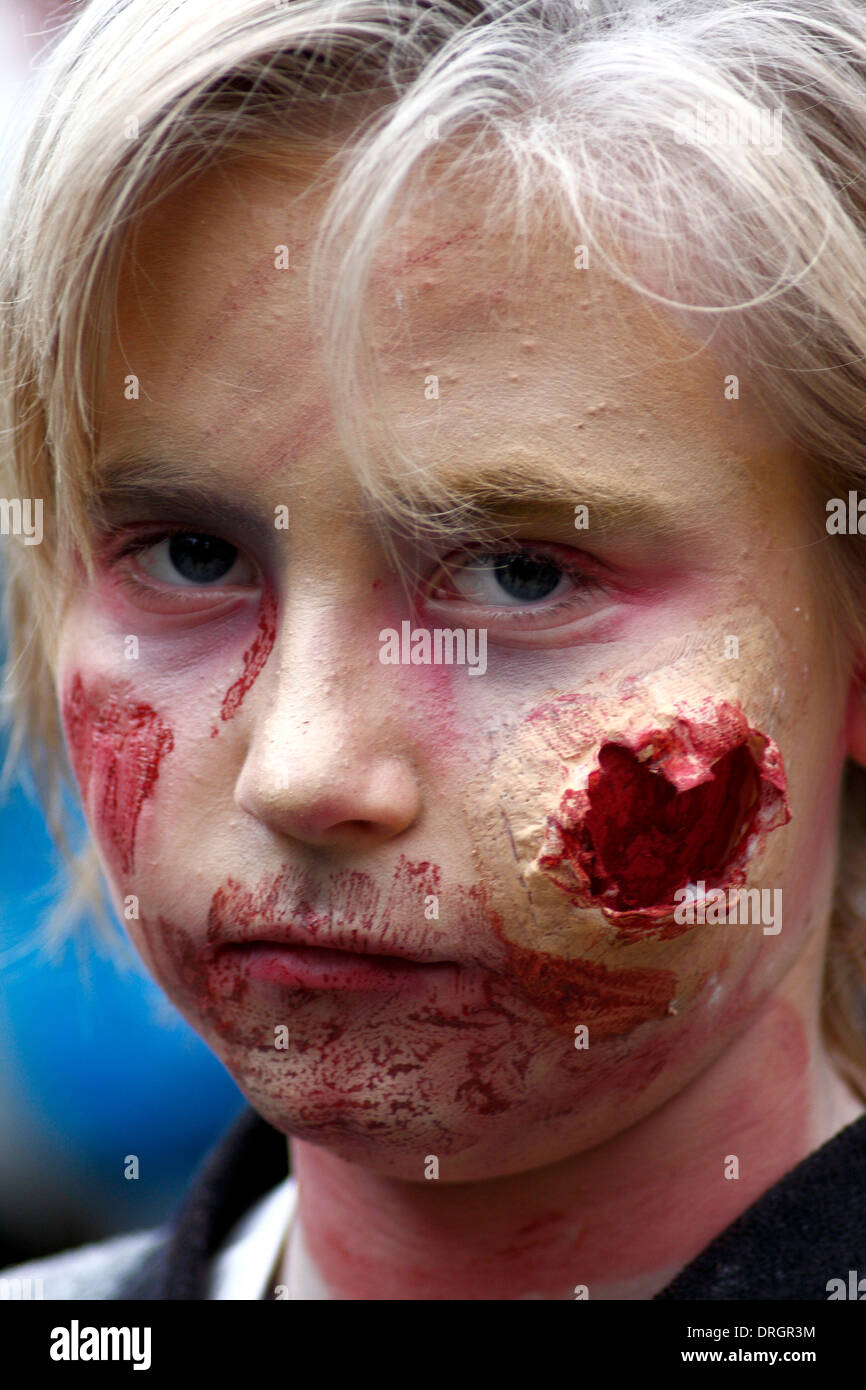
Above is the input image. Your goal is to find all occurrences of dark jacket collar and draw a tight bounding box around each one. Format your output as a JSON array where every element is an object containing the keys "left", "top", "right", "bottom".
[
  {"left": 115, "top": 1106, "right": 288, "bottom": 1300},
  {"left": 115, "top": 1106, "right": 866, "bottom": 1300},
  {"left": 656, "top": 1107, "right": 866, "bottom": 1299}
]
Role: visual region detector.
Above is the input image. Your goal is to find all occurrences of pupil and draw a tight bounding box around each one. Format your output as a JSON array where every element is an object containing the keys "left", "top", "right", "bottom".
[
  {"left": 493, "top": 553, "right": 562, "bottom": 602},
  {"left": 169, "top": 533, "right": 237, "bottom": 582}
]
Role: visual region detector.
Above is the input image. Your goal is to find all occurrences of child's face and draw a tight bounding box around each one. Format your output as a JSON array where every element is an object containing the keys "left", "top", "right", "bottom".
[{"left": 55, "top": 156, "right": 851, "bottom": 1179}]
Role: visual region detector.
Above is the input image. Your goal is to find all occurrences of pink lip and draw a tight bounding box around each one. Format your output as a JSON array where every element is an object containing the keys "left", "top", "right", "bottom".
[
  {"left": 221, "top": 942, "right": 465, "bottom": 996},
  {"left": 208, "top": 915, "right": 460, "bottom": 966}
]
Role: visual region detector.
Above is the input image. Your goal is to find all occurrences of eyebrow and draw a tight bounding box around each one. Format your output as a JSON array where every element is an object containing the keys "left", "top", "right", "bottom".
[
  {"left": 87, "top": 453, "right": 274, "bottom": 537},
  {"left": 88, "top": 449, "right": 691, "bottom": 547},
  {"left": 389, "top": 459, "right": 690, "bottom": 543}
]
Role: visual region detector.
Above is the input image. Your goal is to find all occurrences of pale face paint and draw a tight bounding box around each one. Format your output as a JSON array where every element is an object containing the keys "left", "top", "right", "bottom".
[{"left": 52, "top": 153, "right": 861, "bottom": 1292}]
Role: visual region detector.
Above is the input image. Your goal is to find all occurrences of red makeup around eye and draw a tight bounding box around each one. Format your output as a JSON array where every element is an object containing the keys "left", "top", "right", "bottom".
[{"left": 61, "top": 673, "right": 174, "bottom": 874}]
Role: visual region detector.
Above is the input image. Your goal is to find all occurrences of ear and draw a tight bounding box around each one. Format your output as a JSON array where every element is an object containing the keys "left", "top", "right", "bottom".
[{"left": 846, "top": 660, "right": 866, "bottom": 767}]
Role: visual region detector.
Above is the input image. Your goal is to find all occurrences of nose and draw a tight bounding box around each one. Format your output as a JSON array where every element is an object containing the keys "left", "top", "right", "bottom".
[{"left": 233, "top": 623, "right": 422, "bottom": 853}]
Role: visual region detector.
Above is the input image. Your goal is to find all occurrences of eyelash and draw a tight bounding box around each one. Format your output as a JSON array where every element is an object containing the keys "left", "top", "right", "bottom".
[
  {"left": 100, "top": 527, "right": 607, "bottom": 627},
  {"left": 430, "top": 541, "right": 605, "bottom": 613},
  {"left": 100, "top": 526, "right": 253, "bottom": 599},
  {"left": 105, "top": 525, "right": 196, "bottom": 562}
]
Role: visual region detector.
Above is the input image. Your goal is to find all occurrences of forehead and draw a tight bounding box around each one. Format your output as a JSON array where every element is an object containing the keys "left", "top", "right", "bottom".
[{"left": 102, "top": 151, "right": 784, "bottom": 510}]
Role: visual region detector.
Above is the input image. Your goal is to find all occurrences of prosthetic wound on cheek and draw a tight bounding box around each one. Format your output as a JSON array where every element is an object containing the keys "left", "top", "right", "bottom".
[
  {"left": 537, "top": 700, "right": 790, "bottom": 940},
  {"left": 465, "top": 620, "right": 795, "bottom": 1031}
]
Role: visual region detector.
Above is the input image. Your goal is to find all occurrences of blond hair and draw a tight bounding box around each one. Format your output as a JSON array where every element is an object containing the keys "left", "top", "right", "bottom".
[{"left": 3, "top": 0, "right": 866, "bottom": 1094}]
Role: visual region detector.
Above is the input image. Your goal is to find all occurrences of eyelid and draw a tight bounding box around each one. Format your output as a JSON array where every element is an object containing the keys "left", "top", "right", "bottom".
[
  {"left": 100, "top": 524, "right": 260, "bottom": 597},
  {"left": 97, "top": 507, "right": 268, "bottom": 546},
  {"left": 97, "top": 521, "right": 198, "bottom": 561},
  {"left": 432, "top": 539, "right": 610, "bottom": 594},
  {"left": 420, "top": 539, "right": 612, "bottom": 643},
  {"left": 441, "top": 537, "right": 615, "bottom": 572}
]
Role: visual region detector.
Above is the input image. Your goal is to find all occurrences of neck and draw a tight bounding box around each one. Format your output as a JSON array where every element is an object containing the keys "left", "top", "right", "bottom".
[{"left": 282, "top": 971, "right": 863, "bottom": 1300}]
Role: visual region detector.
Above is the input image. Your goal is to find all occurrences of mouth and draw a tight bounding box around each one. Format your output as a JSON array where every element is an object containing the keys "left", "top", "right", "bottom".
[
  {"left": 218, "top": 940, "right": 462, "bottom": 994},
  {"left": 200, "top": 865, "right": 501, "bottom": 1001},
  {"left": 211, "top": 914, "right": 460, "bottom": 964}
]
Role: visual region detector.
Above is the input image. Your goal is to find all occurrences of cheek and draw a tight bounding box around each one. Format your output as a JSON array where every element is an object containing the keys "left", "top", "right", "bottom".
[
  {"left": 61, "top": 672, "right": 175, "bottom": 876},
  {"left": 465, "top": 681, "right": 794, "bottom": 1038},
  {"left": 59, "top": 583, "right": 280, "bottom": 870},
  {"left": 487, "top": 918, "right": 678, "bottom": 1041}
]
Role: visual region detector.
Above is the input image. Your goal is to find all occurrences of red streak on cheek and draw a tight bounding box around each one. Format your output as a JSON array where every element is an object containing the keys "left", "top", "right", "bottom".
[
  {"left": 211, "top": 585, "right": 278, "bottom": 735},
  {"left": 484, "top": 903, "right": 677, "bottom": 1040},
  {"left": 61, "top": 674, "right": 174, "bottom": 874},
  {"left": 538, "top": 700, "right": 790, "bottom": 940}
]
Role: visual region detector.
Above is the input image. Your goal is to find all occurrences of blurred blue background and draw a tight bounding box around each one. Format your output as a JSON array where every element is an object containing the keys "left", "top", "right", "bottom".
[
  {"left": 0, "top": 0, "right": 245, "bottom": 1266},
  {"left": 0, "top": 775, "right": 245, "bottom": 1263}
]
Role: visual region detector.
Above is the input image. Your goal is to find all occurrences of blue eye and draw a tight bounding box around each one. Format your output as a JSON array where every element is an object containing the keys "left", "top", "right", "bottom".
[
  {"left": 443, "top": 547, "right": 575, "bottom": 609},
  {"left": 167, "top": 533, "right": 240, "bottom": 583},
  {"left": 489, "top": 553, "right": 565, "bottom": 602},
  {"left": 112, "top": 529, "right": 258, "bottom": 590}
]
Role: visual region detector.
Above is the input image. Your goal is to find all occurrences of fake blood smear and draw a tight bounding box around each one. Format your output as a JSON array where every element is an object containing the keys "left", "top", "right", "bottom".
[
  {"left": 62, "top": 674, "right": 174, "bottom": 874},
  {"left": 161, "top": 859, "right": 676, "bottom": 1048},
  {"left": 538, "top": 700, "right": 790, "bottom": 935},
  {"left": 491, "top": 927, "right": 677, "bottom": 1041},
  {"left": 583, "top": 742, "right": 757, "bottom": 910},
  {"left": 211, "top": 585, "right": 278, "bottom": 734}
]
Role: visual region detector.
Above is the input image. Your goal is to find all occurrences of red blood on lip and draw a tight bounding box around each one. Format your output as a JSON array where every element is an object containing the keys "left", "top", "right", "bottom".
[{"left": 62, "top": 674, "right": 174, "bottom": 874}]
